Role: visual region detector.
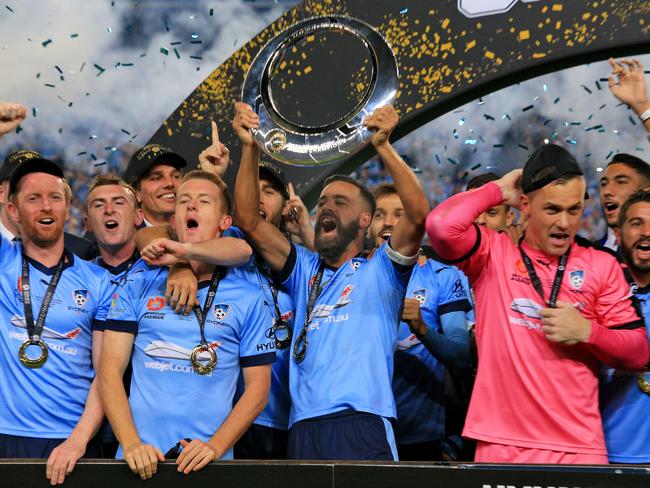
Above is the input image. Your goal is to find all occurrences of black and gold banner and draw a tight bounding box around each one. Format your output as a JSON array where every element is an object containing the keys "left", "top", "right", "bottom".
[{"left": 148, "top": 0, "right": 650, "bottom": 204}]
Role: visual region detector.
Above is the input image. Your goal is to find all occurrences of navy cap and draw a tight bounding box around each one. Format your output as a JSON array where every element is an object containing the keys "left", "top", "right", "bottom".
[
  {"left": 7, "top": 150, "right": 65, "bottom": 196},
  {"left": 123, "top": 144, "right": 187, "bottom": 184},
  {"left": 259, "top": 160, "right": 289, "bottom": 199},
  {"left": 521, "top": 144, "right": 584, "bottom": 194}
]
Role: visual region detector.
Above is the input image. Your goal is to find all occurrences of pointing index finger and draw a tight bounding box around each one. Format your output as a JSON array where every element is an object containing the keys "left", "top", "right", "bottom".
[
  {"left": 211, "top": 120, "right": 220, "bottom": 146},
  {"left": 287, "top": 182, "right": 296, "bottom": 199}
]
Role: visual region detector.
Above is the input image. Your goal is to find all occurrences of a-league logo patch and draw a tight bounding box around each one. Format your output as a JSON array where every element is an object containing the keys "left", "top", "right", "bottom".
[
  {"left": 73, "top": 289, "right": 89, "bottom": 307},
  {"left": 569, "top": 270, "right": 585, "bottom": 290},
  {"left": 213, "top": 304, "right": 231, "bottom": 321},
  {"left": 413, "top": 289, "right": 427, "bottom": 304}
]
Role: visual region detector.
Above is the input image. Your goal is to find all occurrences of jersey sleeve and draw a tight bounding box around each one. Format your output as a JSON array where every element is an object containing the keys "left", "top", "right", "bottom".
[
  {"left": 453, "top": 224, "right": 497, "bottom": 285},
  {"left": 435, "top": 266, "right": 473, "bottom": 316},
  {"left": 223, "top": 226, "right": 245, "bottom": 239},
  {"left": 239, "top": 289, "right": 276, "bottom": 367},
  {"left": 101, "top": 279, "right": 139, "bottom": 334},
  {"left": 278, "top": 242, "right": 319, "bottom": 297},
  {"left": 92, "top": 268, "right": 115, "bottom": 330},
  {"left": 595, "top": 256, "right": 645, "bottom": 329}
]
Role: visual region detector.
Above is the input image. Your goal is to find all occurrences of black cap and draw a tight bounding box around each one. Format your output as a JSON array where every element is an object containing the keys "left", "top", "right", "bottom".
[
  {"left": 259, "top": 160, "right": 289, "bottom": 199},
  {"left": 521, "top": 144, "right": 584, "bottom": 194},
  {"left": 7, "top": 150, "right": 64, "bottom": 196},
  {"left": 123, "top": 144, "right": 188, "bottom": 184},
  {"left": 2, "top": 149, "right": 49, "bottom": 182}
]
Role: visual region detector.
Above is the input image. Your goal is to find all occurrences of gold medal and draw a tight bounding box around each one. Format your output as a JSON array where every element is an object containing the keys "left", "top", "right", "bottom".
[
  {"left": 18, "top": 338, "right": 49, "bottom": 369},
  {"left": 190, "top": 344, "right": 217, "bottom": 375},
  {"left": 637, "top": 371, "right": 650, "bottom": 395}
]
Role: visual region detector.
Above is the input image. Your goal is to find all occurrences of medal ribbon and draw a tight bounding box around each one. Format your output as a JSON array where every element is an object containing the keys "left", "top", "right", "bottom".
[
  {"left": 518, "top": 239, "right": 570, "bottom": 308},
  {"left": 21, "top": 253, "right": 65, "bottom": 342},
  {"left": 191, "top": 267, "right": 226, "bottom": 347}
]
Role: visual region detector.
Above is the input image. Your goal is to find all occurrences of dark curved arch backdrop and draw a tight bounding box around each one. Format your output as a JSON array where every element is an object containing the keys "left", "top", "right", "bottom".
[{"left": 148, "top": 0, "right": 650, "bottom": 205}]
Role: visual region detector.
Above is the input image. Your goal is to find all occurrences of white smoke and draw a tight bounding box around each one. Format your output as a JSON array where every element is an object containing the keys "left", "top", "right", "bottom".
[{"left": 0, "top": 0, "right": 295, "bottom": 170}]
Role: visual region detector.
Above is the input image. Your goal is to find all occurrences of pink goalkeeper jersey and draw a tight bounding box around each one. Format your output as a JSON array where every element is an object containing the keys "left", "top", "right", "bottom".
[{"left": 426, "top": 182, "right": 647, "bottom": 455}]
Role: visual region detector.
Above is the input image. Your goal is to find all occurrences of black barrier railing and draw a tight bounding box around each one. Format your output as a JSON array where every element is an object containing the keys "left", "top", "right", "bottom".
[{"left": 2, "top": 460, "right": 650, "bottom": 488}]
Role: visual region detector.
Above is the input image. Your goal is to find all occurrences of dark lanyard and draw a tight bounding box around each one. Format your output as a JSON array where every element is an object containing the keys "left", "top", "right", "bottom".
[
  {"left": 121, "top": 250, "right": 140, "bottom": 273},
  {"left": 518, "top": 240, "right": 569, "bottom": 308},
  {"left": 254, "top": 255, "right": 284, "bottom": 324},
  {"left": 192, "top": 267, "right": 225, "bottom": 346},
  {"left": 21, "top": 253, "right": 65, "bottom": 341},
  {"left": 293, "top": 262, "right": 326, "bottom": 363},
  {"left": 617, "top": 249, "right": 639, "bottom": 295}
]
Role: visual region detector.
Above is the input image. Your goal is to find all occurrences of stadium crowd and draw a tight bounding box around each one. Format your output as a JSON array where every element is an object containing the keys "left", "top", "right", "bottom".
[{"left": 0, "top": 57, "right": 649, "bottom": 484}]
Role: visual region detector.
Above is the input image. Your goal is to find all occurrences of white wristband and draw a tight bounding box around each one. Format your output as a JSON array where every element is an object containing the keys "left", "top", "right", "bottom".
[
  {"left": 385, "top": 244, "right": 419, "bottom": 266},
  {"left": 640, "top": 107, "right": 650, "bottom": 123}
]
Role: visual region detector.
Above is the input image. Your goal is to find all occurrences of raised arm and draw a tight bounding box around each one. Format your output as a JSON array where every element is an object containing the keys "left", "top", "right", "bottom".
[
  {"left": 137, "top": 225, "right": 252, "bottom": 315},
  {"left": 364, "top": 106, "right": 428, "bottom": 257},
  {"left": 0, "top": 102, "right": 26, "bottom": 138},
  {"left": 426, "top": 170, "right": 522, "bottom": 261},
  {"left": 609, "top": 58, "right": 650, "bottom": 134},
  {"left": 233, "top": 102, "right": 292, "bottom": 273}
]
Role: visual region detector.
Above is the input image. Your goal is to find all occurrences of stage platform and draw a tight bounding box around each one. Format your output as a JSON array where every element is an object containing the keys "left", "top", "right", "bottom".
[{"left": 2, "top": 460, "right": 648, "bottom": 488}]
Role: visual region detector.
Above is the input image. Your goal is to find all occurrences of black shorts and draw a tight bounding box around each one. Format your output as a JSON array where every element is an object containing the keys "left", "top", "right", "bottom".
[
  {"left": 288, "top": 410, "right": 397, "bottom": 461},
  {"left": 234, "top": 423, "right": 289, "bottom": 460},
  {"left": 0, "top": 433, "right": 102, "bottom": 458}
]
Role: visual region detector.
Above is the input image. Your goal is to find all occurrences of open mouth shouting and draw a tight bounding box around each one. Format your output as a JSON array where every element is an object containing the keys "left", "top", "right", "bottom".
[
  {"left": 603, "top": 200, "right": 619, "bottom": 218},
  {"left": 104, "top": 219, "right": 119, "bottom": 231},
  {"left": 185, "top": 216, "right": 200, "bottom": 231},
  {"left": 379, "top": 226, "right": 393, "bottom": 243},
  {"left": 318, "top": 214, "right": 339, "bottom": 235},
  {"left": 549, "top": 232, "right": 570, "bottom": 248},
  {"left": 38, "top": 217, "right": 55, "bottom": 226},
  {"left": 634, "top": 240, "right": 650, "bottom": 260}
]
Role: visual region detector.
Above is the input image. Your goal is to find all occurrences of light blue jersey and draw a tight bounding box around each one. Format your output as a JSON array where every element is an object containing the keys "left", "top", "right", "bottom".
[
  {"left": 92, "top": 252, "right": 151, "bottom": 287},
  {"left": 103, "top": 265, "right": 275, "bottom": 460},
  {"left": 228, "top": 227, "right": 294, "bottom": 431},
  {"left": 601, "top": 285, "right": 650, "bottom": 463},
  {"left": 231, "top": 256, "right": 293, "bottom": 431},
  {"left": 392, "top": 260, "right": 472, "bottom": 444},
  {"left": 280, "top": 242, "right": 411, "bottom": 426},
  {"left": 0, "top": 235, "right": 112, "bottom": 438}
]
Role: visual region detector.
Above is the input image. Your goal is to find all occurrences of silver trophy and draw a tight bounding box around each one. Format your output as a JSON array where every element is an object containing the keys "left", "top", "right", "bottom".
[{"left": 242, "top": 16, "right": 398, "bottom": 167}]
